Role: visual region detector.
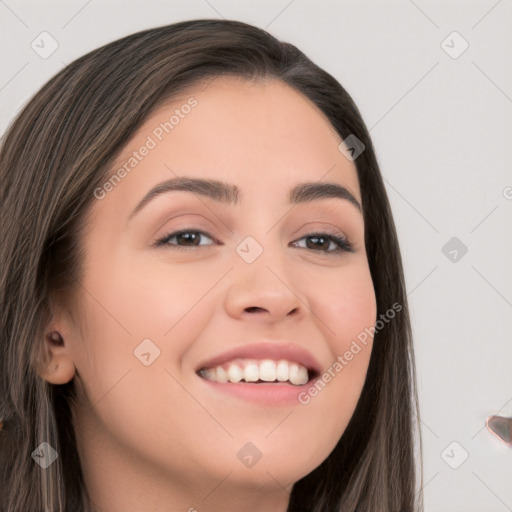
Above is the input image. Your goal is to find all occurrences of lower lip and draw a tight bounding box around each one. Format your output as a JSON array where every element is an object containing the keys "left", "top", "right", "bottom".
[{"left": 197, "top": 375, "right": 316, "bottom": 406}]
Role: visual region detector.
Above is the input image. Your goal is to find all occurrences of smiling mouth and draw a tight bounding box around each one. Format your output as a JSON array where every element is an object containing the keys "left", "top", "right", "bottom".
[{"left": 196, "top": 358, "right": 319, "bottom": 386}]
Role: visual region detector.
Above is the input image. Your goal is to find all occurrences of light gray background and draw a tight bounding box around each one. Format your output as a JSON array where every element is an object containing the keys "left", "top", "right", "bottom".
[{"left": 1, "top": 1, "right": 511, "bottom": 511}]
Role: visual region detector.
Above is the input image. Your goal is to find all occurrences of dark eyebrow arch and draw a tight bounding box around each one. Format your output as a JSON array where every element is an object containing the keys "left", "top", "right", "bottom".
[{"left": 127, "top": 177, "right": 362, "bottom": 222}]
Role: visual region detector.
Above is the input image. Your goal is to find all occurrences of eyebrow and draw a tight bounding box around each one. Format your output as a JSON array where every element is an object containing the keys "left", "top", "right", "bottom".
[{"left": 127, "top": 177, "right": 362, "bottom": 221}]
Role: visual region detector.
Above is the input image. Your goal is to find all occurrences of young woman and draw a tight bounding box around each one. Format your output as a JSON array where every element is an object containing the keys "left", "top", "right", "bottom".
[{"left": 0, "top": 18, "right": 423, "bottom": 512}]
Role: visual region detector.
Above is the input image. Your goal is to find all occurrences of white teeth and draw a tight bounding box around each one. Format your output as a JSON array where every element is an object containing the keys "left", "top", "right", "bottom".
[
  {"left": 215, "top": 366, "right": 229, "bottom": 383},
  {"left": 203, "top": 368, "right": 216, "bottom": 380},
  {"left": 276, "top": 360, "right": 289, "bottom": 382},
  {"left": 289, "top": 363, "right": 308, "bottom": 385},
  {"left": 199, "top": 358, "right": 310, "bottom": 386},
  {"left": 259, "top": 359, "right": 276, "bottom": 381},
  {"left": 227, "top": 363, "right": 243, "bottom": 383},
  {"left": 243, "top": 362, "right": 259, "bottom": 382}
]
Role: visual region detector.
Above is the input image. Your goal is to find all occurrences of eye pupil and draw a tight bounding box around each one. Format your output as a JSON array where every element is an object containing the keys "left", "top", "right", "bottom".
[
  {"left": 177, "top": 232, "right": 200, "bottom": 246},
  {"left": 307, "top": 235, "right": 328, "bottom": 250}
]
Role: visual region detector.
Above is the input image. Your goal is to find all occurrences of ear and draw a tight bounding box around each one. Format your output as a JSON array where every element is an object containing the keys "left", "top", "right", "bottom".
[{"left": 36, "top": 328, "right": 76, "bottom": 385}]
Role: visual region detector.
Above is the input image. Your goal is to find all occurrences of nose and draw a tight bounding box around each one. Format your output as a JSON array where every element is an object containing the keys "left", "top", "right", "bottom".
[{"left": 223, "top": 244, "right": 305, "bottom": 324}]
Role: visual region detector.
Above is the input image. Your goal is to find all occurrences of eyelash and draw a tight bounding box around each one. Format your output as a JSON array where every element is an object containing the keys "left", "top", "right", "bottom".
[{"left": 153, "top": 228, "right": 355, "bottom": 254}]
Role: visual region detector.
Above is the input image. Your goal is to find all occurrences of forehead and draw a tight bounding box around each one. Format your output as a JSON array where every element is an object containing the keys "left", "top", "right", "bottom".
[{"left": 100, "top": 76, "right": 361, "bottom": 214}]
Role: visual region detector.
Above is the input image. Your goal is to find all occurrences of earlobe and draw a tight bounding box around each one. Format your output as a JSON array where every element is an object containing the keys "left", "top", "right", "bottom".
[
  {"left": 36, "top": 331, "right": 76, "bottom": 385},
  {"left": 39, "top": 356, "right": 76, "bottom": 385}
]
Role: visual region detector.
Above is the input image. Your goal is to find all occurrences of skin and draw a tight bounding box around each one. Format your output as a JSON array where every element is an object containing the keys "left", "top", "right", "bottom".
[{"left": 39, "top": 76, "right": 377, "bottom": 512}]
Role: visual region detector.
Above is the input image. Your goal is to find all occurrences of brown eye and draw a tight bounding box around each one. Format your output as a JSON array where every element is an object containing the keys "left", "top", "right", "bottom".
[
  {"left": 291, "top": 232, "right": 354, "bottom": 254},
  {"left": 154, "top": 229, "right": 216, "bottom": 249}
]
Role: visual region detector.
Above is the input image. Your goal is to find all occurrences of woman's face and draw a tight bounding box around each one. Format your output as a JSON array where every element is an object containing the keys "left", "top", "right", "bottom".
[{"left": 47, "top": 76, "right": 377, "bottom": 509}]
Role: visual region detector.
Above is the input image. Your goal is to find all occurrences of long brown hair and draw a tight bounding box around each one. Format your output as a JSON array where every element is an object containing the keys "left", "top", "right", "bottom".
[{"left": 0, "top": 18, "right": 423, "bottom": 511}]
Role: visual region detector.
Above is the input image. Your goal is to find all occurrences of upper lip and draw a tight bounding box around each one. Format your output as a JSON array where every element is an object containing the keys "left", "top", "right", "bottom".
[{"left": 195, "top": 341, "right": 323, "bottom": 376}]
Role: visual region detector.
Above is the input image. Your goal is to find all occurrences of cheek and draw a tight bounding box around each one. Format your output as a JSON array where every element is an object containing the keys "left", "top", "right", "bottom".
[
  {"left": 300, "top": 260, "right": 376, "bottom": 418},
  {"left": 79, "top": 244, "right": 221, "bottom": 350},
  {"left": 70, "top": 253, "right": 223, "bottom": 430},
  {"left": 70, "top": 280, "right": 215, "bottom": 474},
  {"left": 114, "top": 251, "right": 222, "bottom": 332},
  {"left": 308, "top": 260, "right": 377, "bottom": 353}
]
